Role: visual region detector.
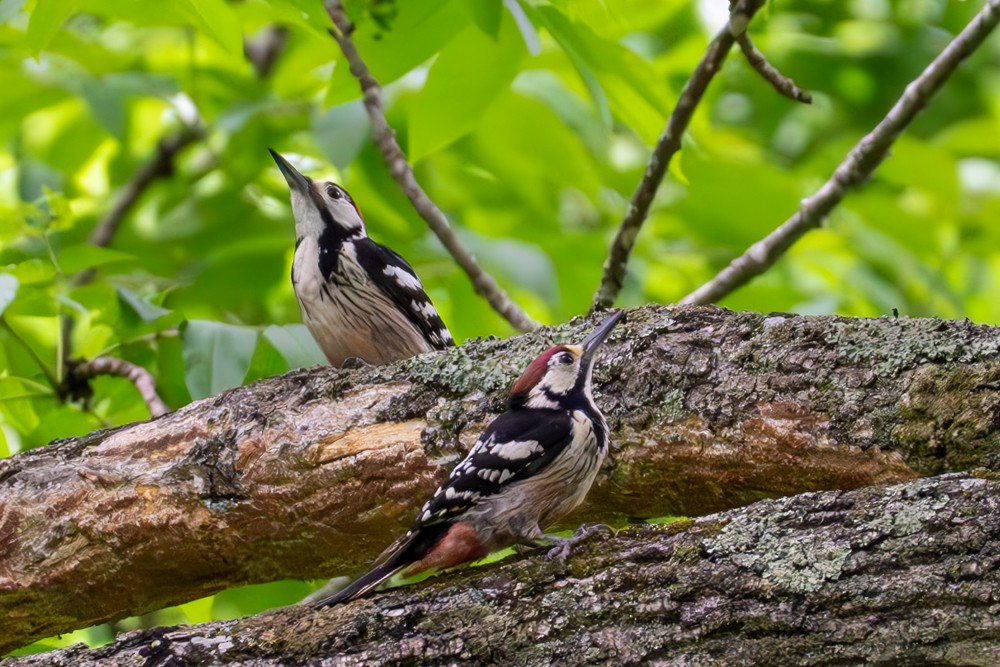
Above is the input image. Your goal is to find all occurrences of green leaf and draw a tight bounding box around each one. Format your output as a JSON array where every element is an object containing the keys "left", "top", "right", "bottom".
[
  {"left": 262, "top": 324, "right": 325, "bottom": 369},
  {"left": 529, "top": 5, "right": 671, "bottom": 142},
  {"left": 326, "top": 0, "right": 469, "bottom": 105},
  {"left": 117, "top": 288, "right": 171, "bottom": 323},
  {"left": 0, "top": 274, "right": 17, "bottom": 317},
  {"left": 79, "top": 77, "right": 127, "bottom": 139},
  {"left": 58, "top": 245, "right": 134, "bottom": 274},
  {"left": 456, "top": 0, "right": 502, "bottom": 37},
  {"left": 312, "top": 100, "right": 371, "bottom": 170},
  {"left": 176, "top": 0, "right": 243, "bottom": 55},
  {"left": 182, "top": 321, "right": 258, "bottom": 400},
  {"left": 26, "top": 0, "right": 76, "bottom": 55},
  {"left": 242, "top": 334, "right": 288, "bottom": 385},
  {"left": 409, "top": 14, "right": 526, "bottom": 160},
  {"left": 9, "top": 259, "right": 55, "bottom": 285}
]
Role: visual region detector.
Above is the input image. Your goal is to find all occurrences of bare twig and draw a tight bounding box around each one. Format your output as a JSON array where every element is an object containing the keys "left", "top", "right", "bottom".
[
  {"left": 592, "top": 0, "right": 766, "bottom": 310},
  {"left": 72, "top": 356, "right": 169, "bottom": 418},
  {"left": 87, "top": 130, "right": 201, "bottom": 250},
  {"left": 323, "top": 1, "right": 539, "bottom": 332},
  {"left": 244, "top": 25, "right": 289, "bottom": 78},
  {"left": 683, "top": 0, "right": 1000, "bottom": 306},
  {"left": 736, "top": 33, "right": 812, "bottom": 103}
]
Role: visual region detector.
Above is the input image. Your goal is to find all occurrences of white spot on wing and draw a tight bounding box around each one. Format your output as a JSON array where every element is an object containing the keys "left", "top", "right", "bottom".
[
  {"left": 489, "top": 439, "right": 542, "bottom": 461},
  {"left": 384, "top": 265, "right": 423, "bottom": 290}
]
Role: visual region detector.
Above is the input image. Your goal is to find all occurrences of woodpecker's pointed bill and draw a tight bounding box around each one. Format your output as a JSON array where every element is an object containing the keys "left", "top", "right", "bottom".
[
  {"left": 269, "top": 148, "right": 310, "bottom": 193},
  {"left": 312, "top": 310, "right": 624, "bottom": 608},
  {"left": 269, "top": 149, "right": 454, "bottom": 367}
]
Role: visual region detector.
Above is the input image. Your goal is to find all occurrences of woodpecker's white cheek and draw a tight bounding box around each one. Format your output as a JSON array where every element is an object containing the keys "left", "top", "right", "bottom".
[{"left": 545, "top": 365, "right": 578, "bottom": 395}]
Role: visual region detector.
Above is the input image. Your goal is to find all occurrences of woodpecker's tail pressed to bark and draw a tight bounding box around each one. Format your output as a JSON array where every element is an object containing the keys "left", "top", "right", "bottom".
[{"left": 311, "top": 524, "right": 450, "bottom": 607}]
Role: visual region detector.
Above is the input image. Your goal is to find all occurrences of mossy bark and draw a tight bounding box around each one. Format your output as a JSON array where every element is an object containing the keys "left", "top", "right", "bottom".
[
  {"left": 8, "top": 473, "right": 999, "bottom": 666},
  {"left": 3, "top": 305, "right": 1000, "bottom": 652}
]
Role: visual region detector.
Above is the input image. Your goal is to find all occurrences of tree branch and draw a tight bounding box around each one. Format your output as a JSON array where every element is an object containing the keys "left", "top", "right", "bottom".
[
  {"left": 323, "top": 0, "right": 538, "bottom": 333},
  {"left": 7, "top": 304, "right": 1000, "bottom": 651},
  {"left": 592, "top": 0, "right": 766, "bottom": 310},
  {"left": 9, "top": 473, "right": 999, "bottom": 666},
  {"left": 736, "top": 33, "right": 812, "bottom": 103},
  {"left": 682, "top": 0, "right": 1000, "bottom": 306},
  {"left": 70, "top": 356, "right": 169, "bottom": 418},
  {"left": 244, "top": 25, "right": 289, "bottom": 78},
  {"left": 86, "top": 130, "right": 201, "bottom": 252}
]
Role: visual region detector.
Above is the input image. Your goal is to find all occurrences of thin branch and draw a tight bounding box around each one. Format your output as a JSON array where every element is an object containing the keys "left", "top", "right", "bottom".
[
  {"left": 592, "top": 0, "right": 766, "bottom": 310},
  {"left": 736, "top": 33, "right": 812, "bottom": 103},
  {"left": 72, "top": 356, "right": 169, "bottom": 418},
  {"left": 244, "top": 25, "right": 289, "bottom": 78},
  {"left": 87, "top": 130, "right": 201, "bottom": 250},
  {"left": 683, "top": 0, "right": 1000, "bottom": 306},
  {"left": 323, "top": 1, "right": 539, "bottom": 333}
]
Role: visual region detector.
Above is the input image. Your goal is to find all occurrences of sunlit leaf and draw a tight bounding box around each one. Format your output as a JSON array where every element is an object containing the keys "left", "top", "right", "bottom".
[
  {"left": 25, "top": 0, "right": 76, "bottom": 55},
  {"left": 326, "top": 0, "right": 469, "bottom": 105},
  {"left": 409, "top": 15, "right": 526, "bottom": 160},
  {"left": 456, "top": 0, "right": 502, "bottom": 37},
  {"left": 176, "top": 0, "right": 243, "bottom": 55}
]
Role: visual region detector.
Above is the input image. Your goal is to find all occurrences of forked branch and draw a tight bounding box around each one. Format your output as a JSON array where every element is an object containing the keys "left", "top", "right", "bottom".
[
  {"left": 592, "top": 0, "right": 770, "bottom": 310},
  {"left": 324, "top": 1, "right": 538, "bottom": 332},
  {"left": 683, "top": 0, "right": 1000, "bottom": 305}
]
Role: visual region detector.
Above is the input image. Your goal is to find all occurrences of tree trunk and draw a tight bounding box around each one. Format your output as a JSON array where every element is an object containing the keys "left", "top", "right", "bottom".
[
  {"left": 7, "top": 472, "right": 999, "bottom": 666},
  {"left": 4, "top": 305, "right": 1000, "bottom": 652}
]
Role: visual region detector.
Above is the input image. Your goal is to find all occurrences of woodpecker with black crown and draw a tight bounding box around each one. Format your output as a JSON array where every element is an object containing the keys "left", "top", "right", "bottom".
[
  {"left": 313, "top": 310, "right": 624, "bottom": 607},
  {"left": 269, "top": 149, "right": 454, "bottom": 367}
]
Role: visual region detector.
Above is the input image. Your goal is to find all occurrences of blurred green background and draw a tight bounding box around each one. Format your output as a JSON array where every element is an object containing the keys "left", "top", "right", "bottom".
[{"left": 2, "top": 0, "right": 999, "bottom": 654}]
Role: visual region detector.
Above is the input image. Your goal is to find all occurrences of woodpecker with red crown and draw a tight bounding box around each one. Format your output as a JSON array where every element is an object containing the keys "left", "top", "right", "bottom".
[
  {"left": 269, "top": 149, "right": 454, "bottom": 367},
  {"left": 313, "top": 310, "right": 624, "bottom": 607}
]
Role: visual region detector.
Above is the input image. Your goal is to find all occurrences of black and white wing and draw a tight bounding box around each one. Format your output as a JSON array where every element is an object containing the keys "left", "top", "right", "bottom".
[
  {"left": 414, "top": 408, "right": 574, "bottom": 527},
  {"left": 354, "top": 238, "right": 454, "bottom": 350}
]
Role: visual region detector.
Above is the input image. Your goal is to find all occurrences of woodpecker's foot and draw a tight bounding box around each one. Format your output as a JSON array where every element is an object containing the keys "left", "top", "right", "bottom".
[
  {"left": 340, "top": 356, "right": 370, "bottom": 369},
  {"left": 544, "top": 524, "right": 614, "bottom": 563}
]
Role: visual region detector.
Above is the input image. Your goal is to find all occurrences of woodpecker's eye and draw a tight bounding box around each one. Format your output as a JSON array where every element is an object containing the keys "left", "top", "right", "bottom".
[
  {"left": 326, "top": 185, "right": 342, "bottom": 200},
  {"left": 556, "top": 352, "right": 573, "bottom": 366}
]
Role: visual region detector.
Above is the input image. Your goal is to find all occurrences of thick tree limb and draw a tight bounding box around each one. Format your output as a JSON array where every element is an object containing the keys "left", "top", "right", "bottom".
[
  {"left": 592, "top": 0, "right": 766, "bottom": 310},
  {"left": 9, "top": 473, "right": 1000, "bottom": 666},
  {"left": 323, "top": 0, "right": 538, "bottom": 333},
  {"left": 4, "top": 305, "right": 1000, "bottom": 651},
  {"left": 682, "top": 0, "right": 1000, "bottom": 306}
]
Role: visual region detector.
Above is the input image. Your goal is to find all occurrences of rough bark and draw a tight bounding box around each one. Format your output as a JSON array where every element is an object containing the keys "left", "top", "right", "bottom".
[
  {"left": 5, "top": 305, "right": 1000, "bottom": 652},
  {"left": 8, "top": 472, "right": 999, "bottom": 666}
]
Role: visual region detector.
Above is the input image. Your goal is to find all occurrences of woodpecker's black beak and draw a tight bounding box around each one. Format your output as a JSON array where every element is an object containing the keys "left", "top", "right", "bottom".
[
  {"left": 581, "top": 309, "right": 624, "bottom": 367},
  {"left": 269, "top": 148, "right": 310, "bottom": 192}
]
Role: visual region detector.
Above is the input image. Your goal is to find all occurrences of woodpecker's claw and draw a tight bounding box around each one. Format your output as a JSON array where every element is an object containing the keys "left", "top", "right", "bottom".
[
  {"left": 340, "top": 356, "right": 371, "bottom": 369},
  {"left": 543, "top": 524, "right": 615, "bottom": 563}
]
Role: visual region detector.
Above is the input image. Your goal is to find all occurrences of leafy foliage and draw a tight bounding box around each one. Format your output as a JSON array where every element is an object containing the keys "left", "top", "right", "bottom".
[{"left": 1, "top": 0, "right": 999, "bottom": 653}]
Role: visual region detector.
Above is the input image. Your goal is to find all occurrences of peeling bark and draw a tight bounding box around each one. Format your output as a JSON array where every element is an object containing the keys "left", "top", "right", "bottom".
[
  {"left": 4, "top": 305, "right": 1000, "bottom": 652},
  {"left": 9, "top": 473, "right": 1000, "bottom": 666}
]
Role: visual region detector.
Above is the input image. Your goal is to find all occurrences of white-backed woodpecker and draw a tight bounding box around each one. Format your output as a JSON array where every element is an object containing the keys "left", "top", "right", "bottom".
[{"left": 270, "top": 149, "right": 454, "bottom": 367}]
